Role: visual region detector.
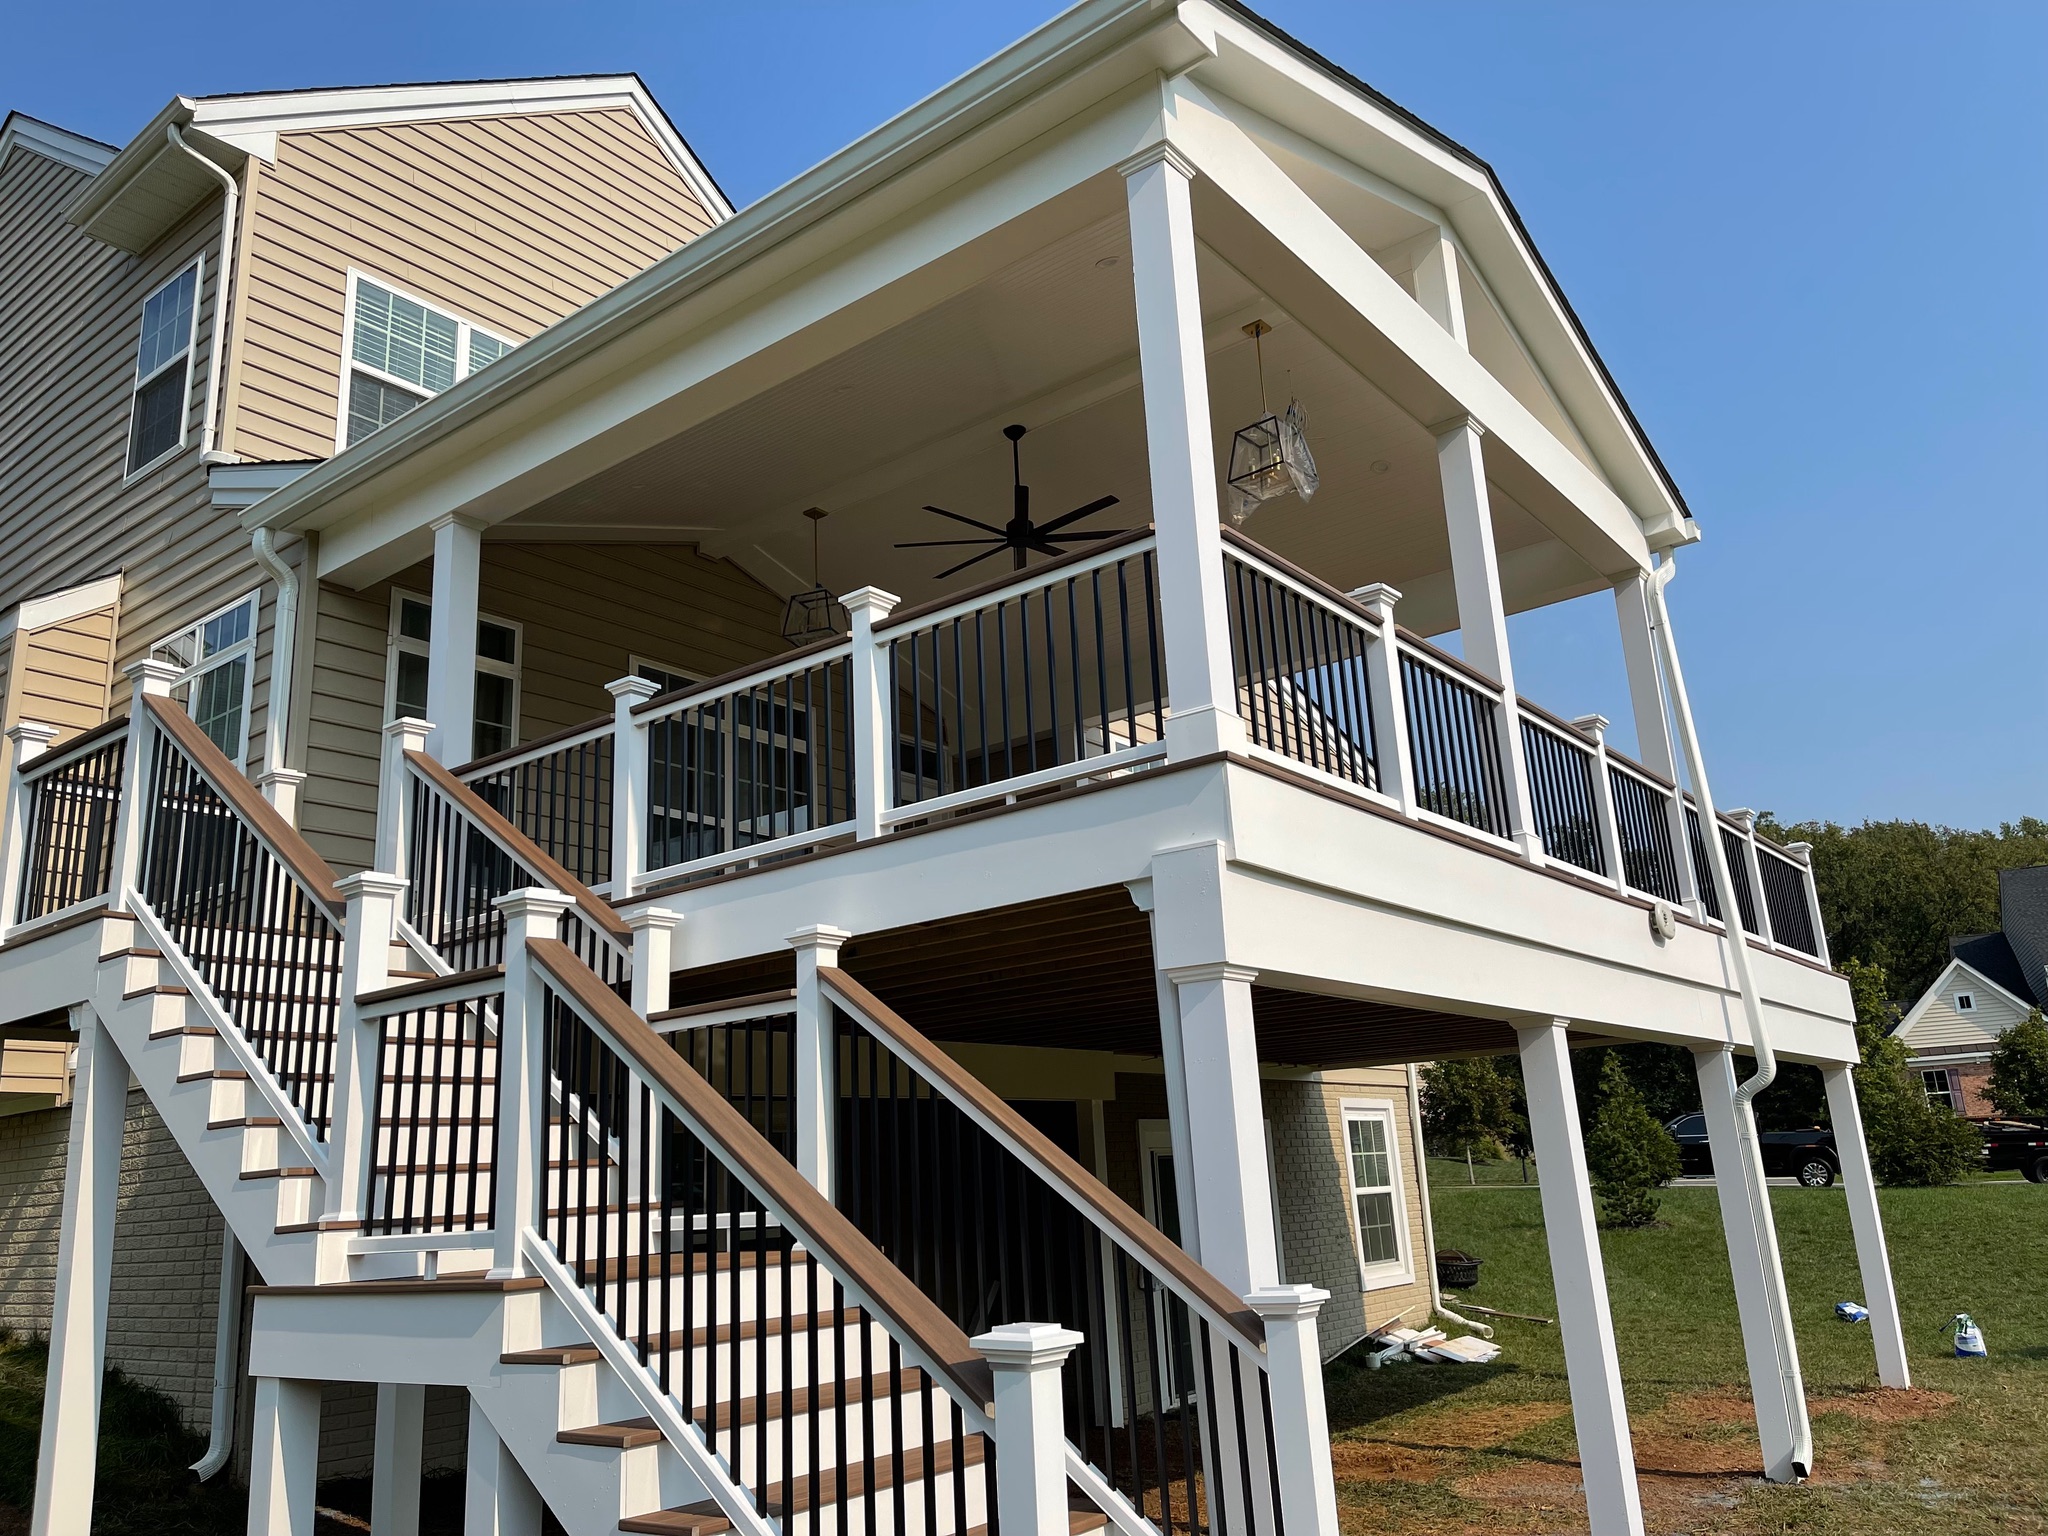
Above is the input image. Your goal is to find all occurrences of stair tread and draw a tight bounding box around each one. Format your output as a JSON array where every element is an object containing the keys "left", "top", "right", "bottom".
[
  {"left": 124, "top": 984, "right": 189, "bottom": 1001},
  {"left": 179, "top": 1068, "right": 248, "bottom": 1082},
  {"left": 208, "top": 1116, "right": 282, "bottom": 1130},
  {"left": 766, "top": 1435, "right": 987, "bottom": 1515},
  {"left": 239, "top": 1166, "right": 318, "bottom": 1180},
  {"left": 640, "top": 1305, "right": 864, "bottom": 1352},
  {"left": 576, "top": 1248, "right": 808, "bottom": 1283},
  {"left": 708, "top": 1368, "right": 924, "bottom": 1431},
  {"left": 559, "top": 1417, "right": 662, "bottom": 1450},
  {"left": 618, "top": 1500, "right": 732, "bottom": 1535},
  {"left": 501, "top": 1344, "right": 604, "bottom": 1366}
]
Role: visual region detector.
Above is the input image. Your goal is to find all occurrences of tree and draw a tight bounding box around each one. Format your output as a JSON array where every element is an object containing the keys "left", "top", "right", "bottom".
[
  {"left": 1840, "top": 958, "right": 1983, "bottom": 1185},
  {"left": 1988, "top": 1010, "right": 2048, "bottom": 1123},
  {"left": 1420, "top": 1057, "right": 1523, "bottom": 1158},
  {"left": 1584, "top": 1051, "right": 1681, "bottom": 1227}
]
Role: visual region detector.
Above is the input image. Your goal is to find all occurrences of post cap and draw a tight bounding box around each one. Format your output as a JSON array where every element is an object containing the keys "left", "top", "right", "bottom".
[
  {"left": 494, "top": 887, "right": 577, "bottom": 920},
  {"left": 384, "top": 716, "right": 435, "bottom": 743},
  {"left": 971, "top": 1322, "right": 1085, "bottom": 1368},
  {"left": 124, "top": 658, "right": 183, "bottom": 696},
  {"left": 1569, "top": 713, "right": 1610, "bottom": 744},
  {"left": 625, "top": 905, "right": 683, "bottom": 933},
  {"left": 1784, "top": 841, "right": 1814, "bottom": 865},
  {"left": 787, "top": 923, "right": 854, "bottom": 952},
  {"left": 1245, "top": 1284, "right": 1331, "bottom": 1321},
  {"left": 335, "top": 870, "right": 409, "bottom": 900},
  {"left": 1722, "top": 806, "right": 1757, "bottom": 830},
  {"left": 839, "top": 586, "right": 901, "bottom": 619},
  {"left": 1346, "top": 582, "right": 1402, "bottom": 621},
  {"left": 605, "top": 675, "right": 663, "bottom": 704},
  {"left": 6, "top": 720, "right": 61, "bottom": 750}
]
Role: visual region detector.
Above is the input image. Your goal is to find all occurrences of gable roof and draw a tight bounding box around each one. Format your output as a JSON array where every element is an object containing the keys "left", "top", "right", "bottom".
[
  {"left": 1998, "top": 865, "right": 2048, "bottom": 1007},
  {"left": 0, "top": 112, "right": 116, "bottom": 177},
  {"left": 1894, "top": 954, "right": 2040, "bottom": 1045},
  {"left": 1950, "top": 931, "right": 2034, "bottom": 1009}
]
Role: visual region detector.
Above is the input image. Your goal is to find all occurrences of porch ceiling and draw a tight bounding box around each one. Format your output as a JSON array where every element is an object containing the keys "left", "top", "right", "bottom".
[{"left": 662, "top": 885, "right": 1600, "bottom": 1067}]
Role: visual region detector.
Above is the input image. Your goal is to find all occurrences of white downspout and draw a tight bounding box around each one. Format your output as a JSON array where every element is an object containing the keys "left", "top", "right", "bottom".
[
  {"left": 165, "top": 124, "right": 238, "bottom": 460},
  {"left": 249, "top": 527, "right": 300, "bottom": 793},
  {"left": 190, "top": 1228, "right": 243, "bottom": 1480},
  {"left": 1405, "top": 1062, "right": 1491, "bottom": 1340}
]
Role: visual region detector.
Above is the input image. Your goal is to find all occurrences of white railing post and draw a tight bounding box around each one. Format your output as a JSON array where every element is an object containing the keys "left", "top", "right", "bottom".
[
  {"left": 971, "top": 1323, "right": 1085, "bottom": 1536},
  {"left": 491, "top": 888, "right": 575, "bottom": 1278},
  {"left": 326, "top": 871, "right": 406, "bottom": 1242},
  {"left": 605, "top": 676, "right": 660, "bottom": 897},
  {"left": 0, "top": 721, "right": 59, "bottom": 934},
  {"left": 1722, "top": 809, "right": 1772, "bottom": 943},
  {"left": 1247, "top": 1285, "right": 1340, "bottom": 1536},
  {"left": 376, "top": 718, "right": 434, "bottom": 879},
  {"left": 1572, "top": 714, "right": 1628, "bottom": 894},
  {"left": 843, "top": 587, "right": 899, "bottom": 841},
  {"left": 625, "top": 906, "right": 681, "bottom": 1206},
  {"left": 110, "top": 660, "right": 181, "bottom": 909},
  {"left": 1348, "top": 585, "right": 1414, "bottom": 815},
  {"left": 256, "top": 767, "right": 306, "bottom": 825},
  {"left": 1785, "top": 841, "right": 1830, "bottom": 965},
  {"left": 789, "top": 925, "right": 852, "bottom": 1196}
]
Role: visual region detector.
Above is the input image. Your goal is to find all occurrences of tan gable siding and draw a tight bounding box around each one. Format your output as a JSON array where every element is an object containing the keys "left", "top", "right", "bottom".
[
  {"left": 299, "top": 542, "right": 786, "bottom": 874},
  {"left": 13, "top": 608, "right": 119, "bottom": 740},
  {"left": 226, "top": 109, "right": 713, "bottom": 464},
  {"left": 1900, "top": 973, "right": 2029, "bottom": 1055}
]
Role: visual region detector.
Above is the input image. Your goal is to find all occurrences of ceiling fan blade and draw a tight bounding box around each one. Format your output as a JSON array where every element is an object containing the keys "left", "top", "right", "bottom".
[
  {"left": 893, "top": 537, "right": 1006, "bottom": 549},
  {"left": 1032, "top": 494, "right": 1121, "bottom": 536},
  {"left": 1041, "top": 527, "right": 1137, "bottom": 541},
  {"left": 920, "top": 505, "right": 1008, "bottom": 536},
  {"left": 933, "top": 544, "right": 1012, "bottom": 581}
]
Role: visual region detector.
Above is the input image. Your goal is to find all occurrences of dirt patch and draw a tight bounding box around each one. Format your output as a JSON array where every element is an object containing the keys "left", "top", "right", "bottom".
[
  {"left": 1396, "top": 1400, "right": 1574, "bottom": 1449},
  {"left": 1330, "top": 1436, "right": 1458, "bottom": 1483},
  {"left": 1648, "top": 1391, "right": 1756, "bottom": 1428},
  {"left": 1811, "top": 1387, "right": 1957, "bottom": 1423}
]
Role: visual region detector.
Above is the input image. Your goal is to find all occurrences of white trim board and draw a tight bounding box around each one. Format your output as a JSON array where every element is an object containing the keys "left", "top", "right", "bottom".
[
  {"left": 0, "top": 573, "right": 123, "bottom": 641},
  {"left": 0, "top": 113, "right": 115, "bottom": 176}
]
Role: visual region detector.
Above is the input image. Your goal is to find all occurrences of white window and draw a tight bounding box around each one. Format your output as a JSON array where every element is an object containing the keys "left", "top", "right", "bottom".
[
  {"left": 387, "top": 592, "right": 522, "bottom": 759},
  {"left": 632, "top": 658, "right": 697, "bottom": 696},
  {"left": 1955, "top": 993, "right": 1975, "bottom": 1013},
  {"left": 341, "top": 272, "right": 513, "bottom": 448},
  {"left": 1342, "top": 1101, "right": 1412, "bottom": 1287},
  {"left": 1922, "top": 1069, "right": 1960, "bottom": 1112},
  {"left": 127, "top": 260, "right": 202, "bottom": 473},
  {"left": 151, "top": 592, "right": 259, "bottom": 763}
]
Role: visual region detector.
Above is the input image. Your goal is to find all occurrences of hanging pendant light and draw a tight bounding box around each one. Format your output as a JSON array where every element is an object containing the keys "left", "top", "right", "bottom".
[
  {"left": 1226, "top": 320, "right": 1318, "bottom": 524},
  {"left": 781, "top": 507, "right": 849, "bottom": 644}
]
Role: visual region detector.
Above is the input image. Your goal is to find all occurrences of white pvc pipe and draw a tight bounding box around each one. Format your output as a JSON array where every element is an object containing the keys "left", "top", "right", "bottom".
[
  {"left": 1404, "top": 1063, "right": 1492, "bottom": 1340},
  {"left": 165, "top": 125, "right": 237, "bottom": 460},
  {"left": 190, "top": 1228, "right": 242, "bottom": 1480},
  {"left": 248, "top": 527, "right": 299, "bottom": 784}
]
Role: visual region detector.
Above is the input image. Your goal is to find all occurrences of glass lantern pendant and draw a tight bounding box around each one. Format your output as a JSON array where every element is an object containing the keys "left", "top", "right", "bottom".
[
  {"left": 782, "top": 507, "right": 849, "bottom": 645},
  {"left": 1226, "top": 319, "right": 1318, "bottom": 525}
]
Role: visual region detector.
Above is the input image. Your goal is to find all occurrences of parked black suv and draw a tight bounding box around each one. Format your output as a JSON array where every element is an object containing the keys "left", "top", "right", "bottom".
[{"left": 1665, "top": 1114, "right": 1840, "bottom": 1187}]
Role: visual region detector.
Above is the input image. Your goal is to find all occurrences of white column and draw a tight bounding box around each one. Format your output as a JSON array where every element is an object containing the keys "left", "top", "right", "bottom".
[
  {"left": 1247, "top": 1286, "right": 1340, "bottom": 1536},
  {"left": 1694, "top": 1046, "right": 1810, "bottom": 1481},
  {"left": 605, "top": 675, "right": 660, "bottom": 897},
  {"left": 628, "top": 907, "right": 680, "bottom": 1017},
  {"left": 376, "top": 718, "right": 434, "bottom": 879},
  {"left": 1611, "top": 571, "right": 1698, "bottom": 909},
  {"left": 465, "top": 1397, "right": 542, "bottom": 1536},
  {"left": 1167, "top": 962, "right": 1277, "bottom": 1296},
  {"left": 1573, "top": 714, "right": 1628, "bottom": 892},
  {"left": 0, "top": 721, "right": 58, "bottom": 933},
  {"left": 843, "top": 586, "right": 900, "bottom": 841},
  {"left": 972, "top": 1323, "right": 1085, "bottom": 1536},
  {"left": 492, "top": 888, "right": 575, "bottom": 1278},
  {"left": 1123, "top": 143, "right": 1243, "bottom": 761},
  {"left": 1434, "top": 416, "right": 1540, "bottom": 860},
  {"left": 426, "top": 513, "right": 484, "bottom": 765},
  {"left": 29, "top": 1012, "right": 127, "bottom": 1536},
  {"left": 246, "top": 1376, "right": 322, "bottom": 1536},
  {"left": 1348, "top": 584, "right": 1414, "bottom": 814},
  {"left": 789, "top": 924, "right": 852, "bottom": 1196},
  {"left": 1823, "top": 1065, "right": 1909, "bottom": 1388},
  {"left": 371, "top": 1382, "right": 426, "bottom": 1536},
  {"left": 328, "top": 871, "right": 407, "bottom": 1231},
  {"left": 1516, "top": 1021, "right": 1645, "bottom": 1536}
]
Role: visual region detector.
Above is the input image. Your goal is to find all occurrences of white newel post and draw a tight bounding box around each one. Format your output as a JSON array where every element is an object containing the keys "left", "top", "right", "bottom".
[
  {"left": 1166, "top": 961, "right": 1279, "bottom": 1297},
  {"left": 625, "top": 907, "right": 680, "bottom": 1205},
  {"left": 257, "top": 767, "right": 307, "bottom": 823},
  {"left": 1434, "top": 414, "right": 1540, "bottom": 861},
  {"left": 1247, "top": 1285, "right": 1341, "bottom": 1536},
  {"left": 29, "top": 1011, "right": 128, "bottom": 1536},
  {"left": 1349, "top": 584, "right": 1414, "bottom": 814},
  {"left": 492, "top": 888, "right": 575, "bottom": 1278},
  {"left": 972, "top": 1323, "right": 1085, "bottom": 1536},
  {"left": 843, "top": 587, "right": 899, "bottom": 840},
  {"left": 247, "top": 1376, "right": 323, "bottom": 1536},
  {"left": 1823, "top": 1065, "right": 1910, "bottom": 1388},
  {"left": 111, "top": 660, "right": 182, "bottom": 907},
  {"left": 1122, "top": 143, "right": 1244, "bottom": 761},
  {"left": 426, "top": 513, "right": 483, "bottom": 766},
  {"left": 1573, "top": 714, "right": 1629, "bottom": 893},
  {"left": 0, "top": 721, "right": 58, "bottom": 935},
  {"left": 1786, "top": 841, "right": 1831, "bottom": 965},
  {"left": 789, "top": 924, "right": 852, "bottom": 1196},
  {"left": 1517, "top": 1021, "right": 1645, "bottom": 1536},
  {"left": 606, "top": 675, "right": 660, "bottom": 896},
  {"left": 377, "top": 718, "right": 434, "bottom": 879},
  {"left": 328, "top": 871, "right": 407, "bottom": 1235}
]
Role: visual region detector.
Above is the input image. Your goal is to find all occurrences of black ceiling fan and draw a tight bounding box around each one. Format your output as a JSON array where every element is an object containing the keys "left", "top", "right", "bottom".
[{"left": 895, "top": 424, "right": 1130, "bottom": 580}]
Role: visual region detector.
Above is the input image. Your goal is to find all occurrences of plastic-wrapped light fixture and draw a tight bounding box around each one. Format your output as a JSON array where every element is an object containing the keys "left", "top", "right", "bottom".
[
  {"left": 782, "top": 508, "right": 849, "bottom": 645},
  {"left": 1225, "top": 320, "right": 1318, "bottom": 525}
]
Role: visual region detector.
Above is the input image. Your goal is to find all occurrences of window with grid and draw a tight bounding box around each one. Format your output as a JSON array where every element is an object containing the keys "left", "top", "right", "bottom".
[
  {"left": 1921, "top": 1070, "right": 1960, "bottom": 1112},
  {"left": 128, "top": 262, "right": 201, "bottom": 472},
  {"left": 344, "top": 274, "right": 514, "bottom": 447},
  {"left": 151, "top": 592, "right": 259, "bottom": 762},
  {"left": 387, "top": 593, "right": 522, "bottom": 758},
  {"left": 1343, "top": 1105, "right": 1406, "bottom": 1278}
]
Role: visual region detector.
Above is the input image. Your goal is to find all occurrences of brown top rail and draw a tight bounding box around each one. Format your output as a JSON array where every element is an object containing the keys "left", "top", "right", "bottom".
[
  {"left": 357, "top": 963, "right": 506, "bottom": 1013},
  {"left": 630, "top": 634, "right": 852, "bottom": 719},
  {"left": 876, "top": 525, "right": 1158, "bottom": 634},
  {"left": 143, "top": 697, "right": 345, "bottom": 914},
  {"left": 1602, "top": 743, "right": 1676, "bottom": 793},
  {"left": 17, "top": 715, "right": 130, "bottom": 778},
  {"left": 1220, "top": 525, "right": 1384, "bottom": 630},
  {"left": 529, "top": 939, "right": 996, "bottom": 1412},
  {"left": 1392, "top": 626, "right": 1505, "bottom": 696},
  {"left": 820, "top": 966, "right": 1266, "bottom": 1350},
  {"left": 455, "top": 715, "right": 613, "bottom": 778},
  {"left": 405, "top": 750, "right": 631, "bottom": 946}
]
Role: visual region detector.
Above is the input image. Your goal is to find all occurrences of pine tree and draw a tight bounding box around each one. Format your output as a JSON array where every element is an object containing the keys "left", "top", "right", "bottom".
[{"left": 1584, "top": 1051, "right": 1681, "bottom": 1227}]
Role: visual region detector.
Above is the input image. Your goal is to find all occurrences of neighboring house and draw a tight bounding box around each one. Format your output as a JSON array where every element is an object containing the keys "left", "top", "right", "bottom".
[
  {"left": 0, "top": 7, "right": 1911, "bottom": 1536},
  {"left": 1893, "top": 866, "right": 2048, "bottom": 1117}
]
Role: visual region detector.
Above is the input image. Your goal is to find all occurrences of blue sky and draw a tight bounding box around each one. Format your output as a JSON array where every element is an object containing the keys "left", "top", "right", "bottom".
[{"left": 7, "top": 2, "right": 2041, "bottom": 829}]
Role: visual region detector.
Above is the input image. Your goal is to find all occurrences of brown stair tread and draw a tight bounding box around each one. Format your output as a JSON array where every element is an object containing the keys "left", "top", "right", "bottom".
[
  {"left": 559, "top": 1418, "right": 662, "bottom": 1450},
  {"left": 251, "top": 1275, "right": 544, "bottom": 1297},
  {"left": 501, "top": 1344, "right": 604, "bottom": 1366},
  {"left": 965, "top": 1513, "right": 1107, "bottom": 1536},
  {"left": 707, "top": 1368, "right": 924, "bottom": 1431},
  {"left": 177, "top": 1068, "right": 248, "bottom": 1082},
  {"left": 619, "top": 1501, "right": 732, "bottom": 1535},
  {"left": 766, "top": 1436, "right": 986, "bottom": 1516},
  {"left": 150, "top": 1023, "right": 216, "bottom": 1039},
  {"left": 103, "top": 947, "right": 164, "bottom": 961},
  {"left": 208, "top": 1115, "right": 282, "bottom": 1130},
  {"left": 576, "top": 1248, "right": 808, "bottom": 1283},
  {"left": 124, "top": 984, "right": 189, "bottom": 1001},
  {"left": 640, "top": 1305, "right": 863, "bottom": 1352},
  {"left": 240, "top": 1166, "right": 318, "bottom": 1180}
]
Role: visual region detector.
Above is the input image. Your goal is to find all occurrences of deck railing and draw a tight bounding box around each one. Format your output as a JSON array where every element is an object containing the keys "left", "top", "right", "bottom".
[
  {"left": 1398, "top": 639, "right": 1512, "bottom": 840},
  {"left": 6, "top": 720, "right": 128, "bottom": 925},
  {"left": 461, "top": 722, "right": 614, "bottom": 890},
  {"left": 1520, "top": 713, "right": 1605, "bottom": 876}
]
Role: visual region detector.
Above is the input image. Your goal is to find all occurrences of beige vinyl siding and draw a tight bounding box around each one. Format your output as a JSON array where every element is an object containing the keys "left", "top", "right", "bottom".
[
  {"left": 226, "top": 109, "right": 712, "bottom": 463},
  {"left": 1900, "top": 968, "right": 2030, "bottom": 1054},
  {"left": 299, "top": 541, "right": 787, "bottom": 873},
  {"left": 10, "top": 608, "right": 119, "bottom": 740}
]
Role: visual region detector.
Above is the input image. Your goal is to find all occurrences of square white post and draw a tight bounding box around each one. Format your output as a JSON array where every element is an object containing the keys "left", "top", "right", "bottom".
[
  {"left": 1694, "top": 1046, "right": 1810, "bottom": 1481},
  {"left": 0, "top": 721, "right": 58, "bottom": 934},
  {"left": 1434, "top": 415, "right": 1540, "bottom": 861},
  {"left": 1166, "top": 961, "right": 1278, "bottom": 1296},
  {"left": 29, "top": 1012, "right": 127, "bottom": 1536},
  {"left": 426, "top": 513, "right": 484, "bottom": 765},
  {"left": 1823, "top": 1065, "right": 1909, "bottom": 1387},
  {"left": 257, "top": 766, "right": 307, "bottom": 823},
  {"left": 492, "top": 888, "right": 575, "bottom": 1278},
  {"left": 1785, "top": 841, "right": 1831, "bottom": 965},
  {"left": 606, "top": 675, "right": 661, "bottom": 897},
  {"left": 109, "top": 659, "right": 181, "bottom": 909},
  {"left": 790, "top": 924, "right": 852, "bottom": 1195},
  {"left": 1611, "top": 572, "right": 1698, "bottom": 910},
  {"left": 972, "top": 1323, "right": 1085, "bottom": 1536},
  {"left": 1134, "top": 881, "right": 1202, "bottom": 1257},
  {"left": 465, "top": 1397, "right": 543, "bottom": 1536},
  {"left": 1572, "top": 714, "right": 1629, "bottom": 893},
  {"left": 246, "top": 1376, "right": 322, "bottom": 1536},
  {"left": 328, "top": 871, "right": 407, "bottom": 1233},
  {"left": 1247, "top": 1285, "right": 1341, "bottom": 1536},
  {"left": 371, "top": 1382, "right": 426, "bottom": 1536},
  {"left": 377, "top": 718, "right": 434, "bottom": 879},
  {"left": 844, "top": 587, "right": 900, "bottom": 840},
  {"left": 1348, "top": 584, "right": 1414, "bottom": 814},
  {"left": 1122, "top": 144, "right": 1244, "bottom": 761},
  {"left": 624, "top": 907, "right": 680, "bottom": 1206},
  {"left": 1516, "top": 1021, "right": 1645, "bottom": 1536}
]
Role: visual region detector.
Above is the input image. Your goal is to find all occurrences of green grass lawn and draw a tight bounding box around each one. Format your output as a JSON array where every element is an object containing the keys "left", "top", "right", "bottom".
[{"left": 1326, "top": 1181, "right": 2048, "bottom": 1534}]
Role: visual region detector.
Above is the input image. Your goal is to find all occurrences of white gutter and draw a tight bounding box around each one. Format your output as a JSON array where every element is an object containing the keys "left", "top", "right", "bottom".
[
  {"left": 190, "top": 1228, "right": 243, "bottom": 1480},
  {"left": 248, "top": 528, "right": 299, "bottom": 788},
  {"left": 165, "top": 123, "right": 238, "bottom": 460}
]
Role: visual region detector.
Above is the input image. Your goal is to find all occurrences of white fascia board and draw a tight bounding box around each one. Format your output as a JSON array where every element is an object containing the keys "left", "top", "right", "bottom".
[
  {"left": 0, "top": 114, "right": 116, "bottom": 177},
  {"left": 1894, "top": 957, "right": 2037, "bottom": 1040},
  {"left": 0, "top": 573, "right": 124, "bottom": 641},
  {"left": 1183, "top": 1, "right": 1694, "bottom": 545}
]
